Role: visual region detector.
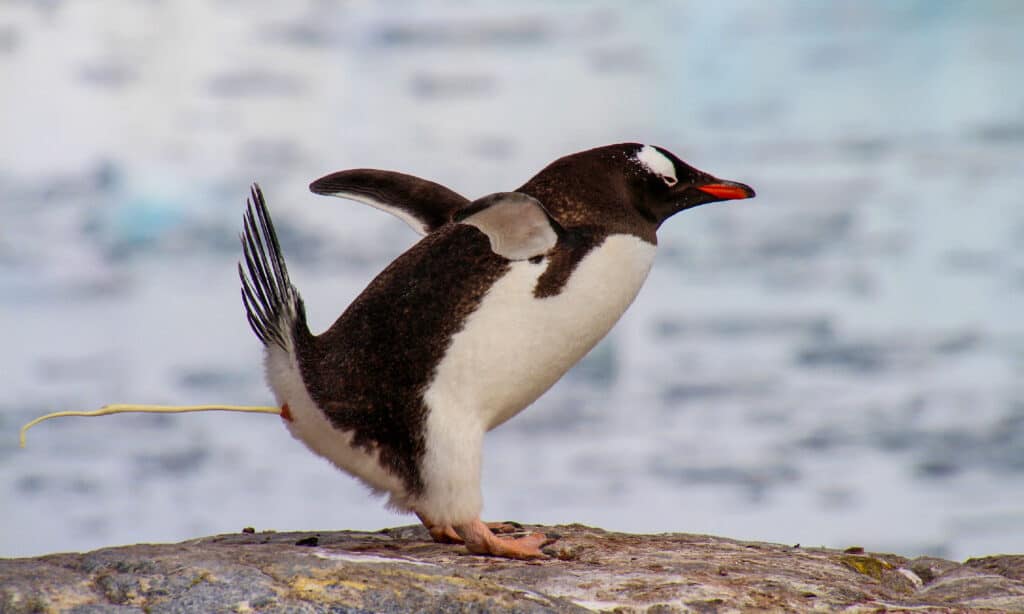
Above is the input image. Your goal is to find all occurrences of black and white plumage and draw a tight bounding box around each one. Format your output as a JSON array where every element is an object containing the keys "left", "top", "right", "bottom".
[{"left": 240, "top": 143, "right": 754, "bottom": 559}]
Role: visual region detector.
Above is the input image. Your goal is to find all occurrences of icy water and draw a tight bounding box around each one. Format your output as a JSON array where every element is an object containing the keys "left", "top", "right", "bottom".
[{"left": 2, "top": 1, "right": 1023, "bottom": 561}]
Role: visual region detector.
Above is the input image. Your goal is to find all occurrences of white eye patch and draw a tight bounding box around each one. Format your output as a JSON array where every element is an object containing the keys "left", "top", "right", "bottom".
[{"left": 635, "top": 145, "right": 678, "bottom": 186}]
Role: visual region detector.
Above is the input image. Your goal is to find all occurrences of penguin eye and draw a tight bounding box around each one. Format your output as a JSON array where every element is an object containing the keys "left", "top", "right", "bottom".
[{"left": 662, "top": 175, "right": 677, "bottom": 187}]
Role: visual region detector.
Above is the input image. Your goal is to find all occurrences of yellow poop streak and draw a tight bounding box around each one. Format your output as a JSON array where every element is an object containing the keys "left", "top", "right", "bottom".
[{"left": 18, "top": 404, "right": 281, "bottom": 448}]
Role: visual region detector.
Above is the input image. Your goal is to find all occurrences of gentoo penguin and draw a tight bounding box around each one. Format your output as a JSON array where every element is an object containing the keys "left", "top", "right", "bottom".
[{"left": 239, "top": 143, "right": 754, "bottom": 559}]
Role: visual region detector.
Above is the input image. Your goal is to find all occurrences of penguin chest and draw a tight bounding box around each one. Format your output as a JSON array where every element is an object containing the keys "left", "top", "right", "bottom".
[{"left": 423, "top": 233, "right": 657, "bottom": 431}]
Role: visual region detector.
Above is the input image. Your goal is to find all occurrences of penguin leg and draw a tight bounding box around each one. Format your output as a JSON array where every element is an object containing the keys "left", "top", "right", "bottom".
[
  {"left": 485, "top": 521, "right": 522, "bottom": 534},
  {"left": 417, "top": 409, "right": 546, "bottom": 558},
  {"left": 454, "top": 519, "right": 549, "bottom": 560}
]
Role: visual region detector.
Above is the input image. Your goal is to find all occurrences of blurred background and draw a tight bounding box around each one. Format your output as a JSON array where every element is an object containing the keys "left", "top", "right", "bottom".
[{"left": 2, "top": 1, "right": 1022, "bottom": 561}]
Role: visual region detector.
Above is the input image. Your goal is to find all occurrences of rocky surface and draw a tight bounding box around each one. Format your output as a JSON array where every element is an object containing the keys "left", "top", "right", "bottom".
[{"left": 2, "top": 525, "right": 1023, "bottom": 613}]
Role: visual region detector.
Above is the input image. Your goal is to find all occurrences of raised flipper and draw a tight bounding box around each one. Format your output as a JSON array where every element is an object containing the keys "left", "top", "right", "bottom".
[
  {"left": 309, "top": 169, "right": 470, "bottom": 235},
  {"left": 455, "top": 192, "right": 559, "bottom": 261}
]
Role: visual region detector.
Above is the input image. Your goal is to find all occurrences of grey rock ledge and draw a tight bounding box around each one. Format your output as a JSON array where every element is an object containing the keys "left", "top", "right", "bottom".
[{"left": 3, "top": 524, "right": 1024, "bottom": 613}]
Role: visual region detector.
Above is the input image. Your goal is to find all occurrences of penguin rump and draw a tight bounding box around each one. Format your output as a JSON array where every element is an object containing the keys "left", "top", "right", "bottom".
[{"left": 241, "top": 143, "right": 755, "bottom": 559}]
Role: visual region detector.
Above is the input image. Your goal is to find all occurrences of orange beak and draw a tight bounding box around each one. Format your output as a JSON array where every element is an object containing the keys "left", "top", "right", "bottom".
[{"left": 696, "top": 181, "right": 756, "bottom": 201}]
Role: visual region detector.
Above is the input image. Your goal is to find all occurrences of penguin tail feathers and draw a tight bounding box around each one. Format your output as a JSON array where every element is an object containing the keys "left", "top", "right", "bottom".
[{"left": 239, "top": 184, "right": 308, "bottom": 351}]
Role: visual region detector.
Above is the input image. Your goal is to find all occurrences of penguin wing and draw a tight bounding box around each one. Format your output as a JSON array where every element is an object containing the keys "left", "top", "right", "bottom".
[
  {"left": 309, "top": 169, "right": 470, "bottom": 235},
  {"left": 455, "top": 192, "right": 558, "bottom": 260}
]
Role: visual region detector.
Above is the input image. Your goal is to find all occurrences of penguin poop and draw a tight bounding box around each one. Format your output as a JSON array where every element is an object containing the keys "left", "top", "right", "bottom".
[{"left": 240, "top": 143, "right": 755, "bottom": 559}]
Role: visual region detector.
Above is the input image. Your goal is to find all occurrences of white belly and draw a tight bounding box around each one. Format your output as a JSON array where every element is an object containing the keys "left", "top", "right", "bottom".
[{"left": 423, "top": 233, "right": 657, "bottom": 432}]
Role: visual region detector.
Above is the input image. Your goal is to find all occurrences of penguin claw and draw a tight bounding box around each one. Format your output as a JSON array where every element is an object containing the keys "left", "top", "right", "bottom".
[{"left": 485, "top": 521, "right": 521, "bottom": 534}]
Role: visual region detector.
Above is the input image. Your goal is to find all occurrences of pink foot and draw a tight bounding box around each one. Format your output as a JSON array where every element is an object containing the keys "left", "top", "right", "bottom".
[
  {"left": 455, "top": 519, "right": 549, "bottom": 560},
  {"left": 417, "top": 514, "right": 525, "bottom": 545}
]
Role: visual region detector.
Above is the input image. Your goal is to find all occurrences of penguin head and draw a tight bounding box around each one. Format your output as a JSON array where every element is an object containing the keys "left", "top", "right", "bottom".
[
  {"left": 628, "top": 144, "right": 755, "bottom": 225},
  {"left": 518, "top": 143, "right": 754, "bottom": 239}
]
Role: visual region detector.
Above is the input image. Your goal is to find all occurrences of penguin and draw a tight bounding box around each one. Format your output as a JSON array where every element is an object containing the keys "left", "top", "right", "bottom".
[{"left": 239, "top": 143, "right": 754, "bottom": 560}]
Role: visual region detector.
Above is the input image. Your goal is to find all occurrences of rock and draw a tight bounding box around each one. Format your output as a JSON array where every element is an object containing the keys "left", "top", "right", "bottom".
[{"left": 2, "top": 524, "right": 1023, "bottom": 613}]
